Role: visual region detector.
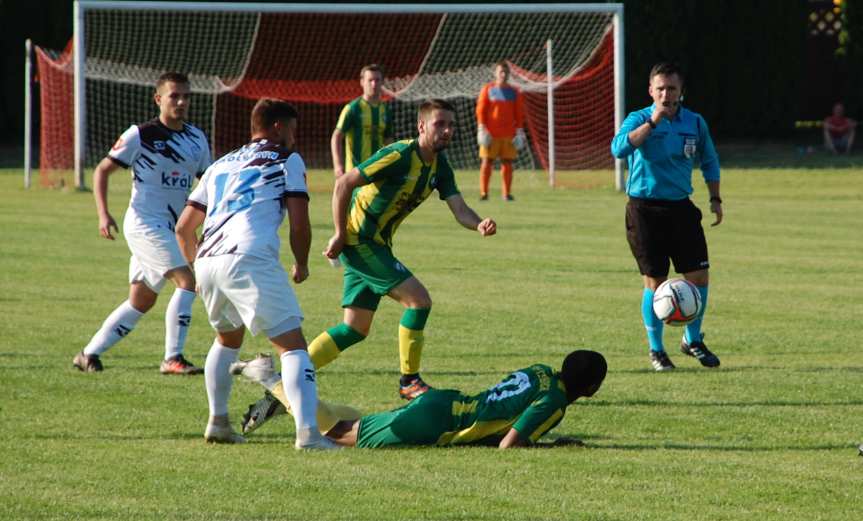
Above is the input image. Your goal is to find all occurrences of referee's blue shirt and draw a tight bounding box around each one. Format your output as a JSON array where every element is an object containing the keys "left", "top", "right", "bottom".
[{"left": 610, "top": 105, "right": 720, "bottom": 200}]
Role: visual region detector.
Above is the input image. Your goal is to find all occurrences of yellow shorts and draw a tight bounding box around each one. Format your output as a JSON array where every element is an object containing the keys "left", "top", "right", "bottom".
[{"left": 479, "top": 137, "right": 517, "bottom": 160}]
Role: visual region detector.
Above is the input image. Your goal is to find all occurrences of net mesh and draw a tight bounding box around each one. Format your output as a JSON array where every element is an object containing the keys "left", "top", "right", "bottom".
[{"left": 35, "top": 6, "right": 616, "bottom": 185}]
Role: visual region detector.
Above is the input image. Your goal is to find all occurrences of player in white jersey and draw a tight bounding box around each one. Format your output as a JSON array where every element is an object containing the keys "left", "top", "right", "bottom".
[
  {"left": 175, "top": 99, "right": 337, "bottom": 449},
  {"left": 73, "top": 72, "right": 211, "bottom": 375}
]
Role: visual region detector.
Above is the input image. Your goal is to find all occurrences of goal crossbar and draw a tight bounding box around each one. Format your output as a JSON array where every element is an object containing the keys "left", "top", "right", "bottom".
[{"left": 65, "top": 1, "right": 624, "bottom": 189}]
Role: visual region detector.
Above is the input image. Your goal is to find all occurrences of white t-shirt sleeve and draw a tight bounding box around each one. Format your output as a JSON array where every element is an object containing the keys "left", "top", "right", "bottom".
[
  {"left": 108, "top": 125, "right": 141, "bottom": 168},
  {"left": 284, "top": 153, "right": 309, "bottom": 198},
  {"left": 187, "top": 169, "right": 210, "bottom": 210}
]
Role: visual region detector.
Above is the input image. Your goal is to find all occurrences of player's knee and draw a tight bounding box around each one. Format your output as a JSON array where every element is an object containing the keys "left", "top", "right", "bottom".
[
  {"left": 409, "top": 292, "right": 432, "bottom": 309},
  {"left": 129, "top": 282, "right": 158, "bottom": 312},
  {"left": 167, "top": 266, "right": 196, "bottom": 290}
]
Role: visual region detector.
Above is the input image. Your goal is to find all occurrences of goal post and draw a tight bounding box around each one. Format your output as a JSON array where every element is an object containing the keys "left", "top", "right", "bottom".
[{"left": 39, "top": 2, "right": 624, "bottom": 190}]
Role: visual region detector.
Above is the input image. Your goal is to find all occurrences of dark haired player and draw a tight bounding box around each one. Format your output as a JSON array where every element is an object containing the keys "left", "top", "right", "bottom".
[
  {"left": 238, "top": 350, "right": 607, "bottom": 448},
  {"left": 610, "top": 62, "right": 722, "bottom": 372},
  {"left": 175, "top": 99, "right": 336, "bottom": 449}
]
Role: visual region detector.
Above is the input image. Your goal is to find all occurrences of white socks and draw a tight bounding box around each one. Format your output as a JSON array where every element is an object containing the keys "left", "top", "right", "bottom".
[
  {"left": 280, "top": 350, "right": 320, "bottom": 437},
  {"left": 165, "top": 288, "right": 195, "bottom": 360},
  {"left": 83, "top": 300, "right": 145, "bottom": 356},
  {"left": 204, "top": 340, "right": 239, "bottom": 417}
]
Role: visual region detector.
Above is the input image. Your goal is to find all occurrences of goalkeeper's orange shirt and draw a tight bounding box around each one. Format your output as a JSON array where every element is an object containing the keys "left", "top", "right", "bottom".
[{"left": 475, "top": 82, "right": 525, "bottom": 139}]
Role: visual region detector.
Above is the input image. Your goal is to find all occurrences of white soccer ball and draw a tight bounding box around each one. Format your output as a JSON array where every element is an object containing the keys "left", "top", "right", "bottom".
[{"left": 652, "top": 279, "right": 702, "bottom": 326}]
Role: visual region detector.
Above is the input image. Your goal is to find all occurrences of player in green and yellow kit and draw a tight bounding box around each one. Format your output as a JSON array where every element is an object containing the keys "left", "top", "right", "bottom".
[
  {"left": 238, "top": 99, "right": 496, "bottom": 434},
  {"left": 322, "top": 350, "right": 607, "bottom": 448},
  {"left": 331, "top": 64, "right": 394, "bottom": 177},
  {"left": 320, "top": 98, "right": 497, "bottom": 400}
]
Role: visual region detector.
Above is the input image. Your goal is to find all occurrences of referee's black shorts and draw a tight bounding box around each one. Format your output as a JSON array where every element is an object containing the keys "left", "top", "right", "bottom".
[{"left": 625, "top": 197, "right": 710, "bottom": 277}]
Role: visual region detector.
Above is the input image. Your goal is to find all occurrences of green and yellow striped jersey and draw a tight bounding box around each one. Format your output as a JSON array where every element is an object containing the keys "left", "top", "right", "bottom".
[
  {"left": 348, "top": 139, "right": 460, "bottom": 246},
  {"left": 438, "top": 364, "right": 570, "bottom": 446},
  {"left": 336, "top": 97, "right": 395, "bottom": 171}
]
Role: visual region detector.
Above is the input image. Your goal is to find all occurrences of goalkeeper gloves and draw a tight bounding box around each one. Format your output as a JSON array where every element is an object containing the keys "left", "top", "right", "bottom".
[
  {"left": 477, "top": 125, "right": 492, "bottom": 147},
  {"left": 512, "top": 128, "right": 527, "bottom": 150}
]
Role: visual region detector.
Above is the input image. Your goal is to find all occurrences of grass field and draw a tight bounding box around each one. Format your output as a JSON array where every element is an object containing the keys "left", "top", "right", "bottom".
[{"left": 1, "top": 165, "right": 861, "bottom": 520}]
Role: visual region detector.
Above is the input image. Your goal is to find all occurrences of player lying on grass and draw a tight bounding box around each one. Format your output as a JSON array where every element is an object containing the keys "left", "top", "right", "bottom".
[{"left": 231, "top": 350, "right": 606, "bottom": 448}]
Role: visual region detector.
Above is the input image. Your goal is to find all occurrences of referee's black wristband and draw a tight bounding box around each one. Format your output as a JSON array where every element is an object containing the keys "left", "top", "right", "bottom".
[
  {"left": 710, "top": 196, "right": 722, "bottom": 204},
  {"left": 647, "top": 119, "right": 657, "bottom": 129}
]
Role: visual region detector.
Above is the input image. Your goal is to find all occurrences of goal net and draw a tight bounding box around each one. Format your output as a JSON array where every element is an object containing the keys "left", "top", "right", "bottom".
[{"left": 34, "top": 3, "right": 622, "bottom": 188}]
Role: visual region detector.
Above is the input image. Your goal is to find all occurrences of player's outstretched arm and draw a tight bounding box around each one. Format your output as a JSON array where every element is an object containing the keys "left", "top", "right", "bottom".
[
  {"left": 285, "top": 196, "right": 311, "bottom": 283},
  {"left": 445, "top": 194, "right": 496, "bottom": 236},
  {"left": 175, "top": 205, "right": 205, "bottom": 264},
  {"left": 93, "top": 157, "right": 121, "bottom": 240},
  {"left": 325, "top": 168, "right": 367, "bottom": 259}
]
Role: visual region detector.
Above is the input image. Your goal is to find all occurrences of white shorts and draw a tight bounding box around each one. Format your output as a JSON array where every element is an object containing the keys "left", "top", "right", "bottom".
[
  {"left": 124, "top": 216, "right": 188, "bottom": 293},
  {"left": 195, "top": 254, "right": 303, "bottom": 337}
]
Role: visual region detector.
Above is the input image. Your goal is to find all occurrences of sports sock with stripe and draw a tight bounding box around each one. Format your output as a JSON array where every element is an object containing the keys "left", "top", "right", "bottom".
[
  {"left": 280, "top": 350, "right": 319, "bottom": 434},
  {"left": 308, "top": 323, "right": 365, "bottom": 369},
  {"left": 82, "top": 300, "right": 145, "bottom": 356},
  {"left": 164, "top": 288, "right": 195, "bottom": 359}
]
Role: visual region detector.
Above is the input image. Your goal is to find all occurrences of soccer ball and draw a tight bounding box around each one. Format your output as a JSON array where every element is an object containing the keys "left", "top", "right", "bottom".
[{"left": 652, "top": 279, "right": 702, "bottom": 326}]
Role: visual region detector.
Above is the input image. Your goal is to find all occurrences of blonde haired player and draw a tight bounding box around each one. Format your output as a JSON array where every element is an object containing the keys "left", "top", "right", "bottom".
[{"left": 73, "top": 72, "right": 210, "bottom": 375}]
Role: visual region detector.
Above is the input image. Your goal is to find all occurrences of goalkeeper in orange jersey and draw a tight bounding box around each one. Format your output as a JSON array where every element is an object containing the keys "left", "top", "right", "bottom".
[{"left": 476, "top": 61, "right": 526, "bottom": 201}]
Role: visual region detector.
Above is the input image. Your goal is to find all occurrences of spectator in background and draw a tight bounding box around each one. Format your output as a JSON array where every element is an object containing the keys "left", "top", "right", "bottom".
[{"left": 824, "top": 102, "right": 856, "bottom": 155}]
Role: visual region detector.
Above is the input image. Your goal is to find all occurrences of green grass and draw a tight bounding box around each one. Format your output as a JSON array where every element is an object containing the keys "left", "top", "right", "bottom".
[{"left": 1, "top": 166, "right": 861, "bottom": 520}]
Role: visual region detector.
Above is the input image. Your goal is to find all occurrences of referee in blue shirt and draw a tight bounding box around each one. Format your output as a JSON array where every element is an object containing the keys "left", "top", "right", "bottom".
[{"left": 610, "top": 62, "right": 722, "bottom": 372}]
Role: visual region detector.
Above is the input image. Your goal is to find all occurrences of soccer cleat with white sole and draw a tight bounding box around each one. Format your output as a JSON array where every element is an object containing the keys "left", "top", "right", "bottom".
[
  {"left": 229, "top": 353, "right": 277, "bottom": 385},
  {"left": 241, "top": 390, "right": 287, "bottom": 434},
  {"left": 204, "top": 423, "right": 246, "bottom": 444}
]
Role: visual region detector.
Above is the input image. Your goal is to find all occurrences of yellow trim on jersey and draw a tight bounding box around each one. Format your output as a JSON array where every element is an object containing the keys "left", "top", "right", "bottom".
[
  {"left": 338, "top": 98, "right": 390, "bottom": 171},
  {"left": 527, "top": 408, "right": 564, "bottom": 443},
  {"left": 358, "top": 101, "right": 373, "bottom": 166},
  {"left": 360, "top": 146, "right": 404, "bottom": 180},
  {"left": 435, "top": 419, "right": 517, "bottom": 446},
  {"left": 348, "top": 141, "right": 429, "bottom": 246},
  {"left": 451, "top": 400, "right": 478, "bottom": 417}
]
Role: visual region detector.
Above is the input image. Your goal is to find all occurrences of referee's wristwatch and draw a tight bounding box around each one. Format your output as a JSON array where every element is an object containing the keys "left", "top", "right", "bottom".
[
  {"left": 710, "top": 196, "right": 722, "bottom": 204},
  {"left": 647, "top": 118, "right": 657, "bottom": 129}
]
